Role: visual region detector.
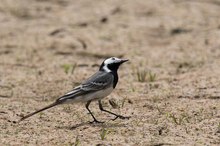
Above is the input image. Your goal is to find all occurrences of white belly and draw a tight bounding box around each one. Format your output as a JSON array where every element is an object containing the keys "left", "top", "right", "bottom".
[{"left": 66, "top": 87, "right": 114, "bottom": 103}]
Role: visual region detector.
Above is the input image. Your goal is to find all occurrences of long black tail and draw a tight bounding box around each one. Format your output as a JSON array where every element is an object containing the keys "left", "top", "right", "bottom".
[{"left": 18, "top": 102, "right": 59, "bottom": 122}]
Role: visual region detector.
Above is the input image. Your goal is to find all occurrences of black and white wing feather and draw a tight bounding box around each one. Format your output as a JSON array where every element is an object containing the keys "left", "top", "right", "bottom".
[{"left": 57, "top": 71, "right": 113, "bottom": 102}]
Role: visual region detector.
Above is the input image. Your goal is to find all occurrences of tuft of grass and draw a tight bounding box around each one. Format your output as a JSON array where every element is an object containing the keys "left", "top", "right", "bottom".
[
  {"left": 74, "top": 136, "right": 80, "bottom": 146},
  {"left": 121, "top": 98, "right": 127, "bottom": 108},
  {"left": 216, "top": 122, "right": 220, "bottom": 134},
  {"left": 62, "top": 64, "right": 71, "bottom": 74},
  {"left": 109, "top": 98, "right": 130, "bottom": 109},
  {"left": 136, "top": 68, "right": 157, "bottom": 82},
  {"left": 100, "top": 128, "right": 110, "bottom": 140},
  {"left": 136, "top": 68, "right": 148, "bottom": 82},
  {"left": 63, "top": 105, "right": 72, "bottom": 113},
  {"left": 61, "top": 63, "right": 77, "bottom": 74},
  {"left": 168, "top": 113, "right": 179, "bottom": 125},
  {"left": 148, "top": 71, "right": 157, "bottom": 82},
  {"left": 129, "top": 83, "right": 136, "bottom": 92},
  {"left": 166, "top": 112, "right": 190, "bottom": 125},
  {"left": 39, "top": 112, "right": 45, "bottom": 119},
  {"left": 109, "top": 99, "right": 119, "bottom": 109}
]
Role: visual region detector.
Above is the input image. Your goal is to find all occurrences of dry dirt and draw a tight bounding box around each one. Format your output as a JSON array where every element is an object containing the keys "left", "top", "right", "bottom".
[{"left": 0, "top": 0, "right": 220, "bottom": 145}]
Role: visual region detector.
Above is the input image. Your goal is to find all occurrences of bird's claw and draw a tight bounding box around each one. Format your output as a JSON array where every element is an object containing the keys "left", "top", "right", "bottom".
[
  {"left": 89, "top": 119, "right": 104, "bottom": 124},
  {"left": 112, "top": 115, "right": 130, "bottom": 121}
]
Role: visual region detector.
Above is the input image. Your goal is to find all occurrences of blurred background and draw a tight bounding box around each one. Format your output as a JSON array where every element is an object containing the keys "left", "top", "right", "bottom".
[{"left": 0, "top": 0, "right": 220, "bottom": 145}]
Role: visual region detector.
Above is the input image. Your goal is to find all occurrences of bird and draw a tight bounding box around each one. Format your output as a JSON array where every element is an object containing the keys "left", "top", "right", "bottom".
[{"left": 19, "top": 57, "right": 129, "bottom": 123}]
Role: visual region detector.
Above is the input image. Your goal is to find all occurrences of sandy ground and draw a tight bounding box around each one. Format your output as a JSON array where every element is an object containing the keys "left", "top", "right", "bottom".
[{"left": 0, "top": 0, "right": 220, "bottom": 145}]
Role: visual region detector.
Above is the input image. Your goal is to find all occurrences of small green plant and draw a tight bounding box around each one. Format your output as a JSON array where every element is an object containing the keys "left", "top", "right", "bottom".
[
  {"left": 166, "top": 112, "right": 189, "bottom": 125},
  {"left": 136, "top": 68, "right": 157, "bottom": 82},
  {"left": 62, "top": 64, "right": 71, "bottom": 74},
  {"left": 39, "top": 112, "right": 45, "bottom": 119},
  {"left": 74, "top": 136, "right": 80, "bottom": 146},
  {"left": 109, "top": 99, "right": 119, "bottom": 109},
  {"left": 109, "top": 98, "right": 129, "bottom": 109},
  {"left": 216, "top": 122, "right": 220, "bottom": 133},
  {"left": 168, "top": 113, "right": 179, "bottom": 125},
  {"left": 130, "top": 86, "right": 135, "bottom": 92},
  {"left": 121, "top": 98, "right": 127, "bottom": 108},
  {"left": 148, "top": 71, "right": 156, "bottom": 82},
  {"left": 136, "top": 68, "right": 148, "bottom": 82},
  {"left": 100, "top": 128, "right": 110, "bottom": 140},
  {"left": 61, "top": 63, "right": 77, "bottom": 74},
  {"left": 129, "top": 83, "right": 136, "bottom": 92},
  {"left": 63, "top": 105, "right": 71, "bottom": 113}
]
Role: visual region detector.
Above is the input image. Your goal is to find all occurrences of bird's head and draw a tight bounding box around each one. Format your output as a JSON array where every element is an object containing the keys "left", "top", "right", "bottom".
[{"left": 100, "top": 57, "right": 129, "bottom": 72}]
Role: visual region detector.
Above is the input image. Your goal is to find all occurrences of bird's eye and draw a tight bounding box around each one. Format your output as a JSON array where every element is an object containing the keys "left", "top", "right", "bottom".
[{"left": 112, "top": 57, "right": 115, "bottom": 60}]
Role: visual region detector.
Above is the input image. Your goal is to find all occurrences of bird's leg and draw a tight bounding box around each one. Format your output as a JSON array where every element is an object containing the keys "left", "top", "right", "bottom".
[
  {"left": 98, "top": 100, "right": 130, "bottom": 121},
  {"left": 85, "top": 101, "right": 104, "bottom": 123}
]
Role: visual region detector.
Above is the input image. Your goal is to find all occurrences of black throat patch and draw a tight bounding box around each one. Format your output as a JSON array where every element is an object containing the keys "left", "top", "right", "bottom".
[
  {"left": 99, "top": 63, "right": 120, "bottom": 88},
  {"left": 111, "top": 71, "right": 118, "bottom": 88}
]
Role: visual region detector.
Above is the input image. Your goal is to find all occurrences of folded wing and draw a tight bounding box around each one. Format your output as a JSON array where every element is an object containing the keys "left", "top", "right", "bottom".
[{"left": 57, "top": 71, "right": 113, "bottom": 102}]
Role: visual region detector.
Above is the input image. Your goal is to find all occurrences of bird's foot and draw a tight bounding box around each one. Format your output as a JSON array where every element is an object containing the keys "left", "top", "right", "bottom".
[
  {"left": 89, "top": 119, "right": 104, "bottom": 124},
  {"left": 112, "top": 115, "right": 130, "bottom": 121}
]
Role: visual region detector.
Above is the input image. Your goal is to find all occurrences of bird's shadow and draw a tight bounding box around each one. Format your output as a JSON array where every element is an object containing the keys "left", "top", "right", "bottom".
[{"left": 58, "top": 121, "right": 127, "bottom": 130}]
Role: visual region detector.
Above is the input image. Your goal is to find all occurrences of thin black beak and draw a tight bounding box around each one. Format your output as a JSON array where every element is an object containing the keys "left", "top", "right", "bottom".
[{"left": 120, "top": 59, "right": 129, "bottom": 64}]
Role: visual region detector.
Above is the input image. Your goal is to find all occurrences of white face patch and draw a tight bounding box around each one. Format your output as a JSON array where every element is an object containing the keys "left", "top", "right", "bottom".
[
  {"left": 104, "top": 57, "right": 121, "bottom": 65},
  {"left": 102, "top": 57, "right": 121, "bottom": 72},
  {"left": 103, "top": 65, "right": 111, "bottom": 72}
]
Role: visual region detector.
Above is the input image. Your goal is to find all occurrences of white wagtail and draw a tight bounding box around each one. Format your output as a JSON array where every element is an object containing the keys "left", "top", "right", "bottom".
[{"left": 19, "top": 57, "right": 129, "bottom": 123}]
